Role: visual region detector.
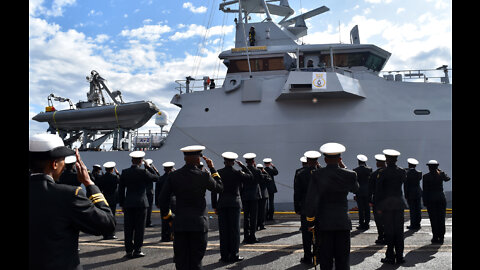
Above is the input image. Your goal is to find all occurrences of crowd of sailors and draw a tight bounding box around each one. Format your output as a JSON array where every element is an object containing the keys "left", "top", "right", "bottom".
[{"left": 28, "top": 133, "right": 451, "bottom": 270}]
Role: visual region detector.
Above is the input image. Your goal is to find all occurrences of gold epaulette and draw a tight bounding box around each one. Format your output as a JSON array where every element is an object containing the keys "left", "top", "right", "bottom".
[
  {"left": 89, "top": 193, "right": 109, "bottom": 206},
  {"left": 306, "top": 216, "right": 315, "bottom": 222},
  {"left": 211, "top": 172, "right": 220, "bottom": 178}
]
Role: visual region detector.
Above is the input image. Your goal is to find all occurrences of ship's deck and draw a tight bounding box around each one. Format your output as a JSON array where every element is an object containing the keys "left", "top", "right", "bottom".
[{"left": 78, "top": 212, "right": 452, "bottom": 269}]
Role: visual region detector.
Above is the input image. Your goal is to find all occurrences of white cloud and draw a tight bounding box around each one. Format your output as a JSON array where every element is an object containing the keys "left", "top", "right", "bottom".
[
  {"left": 170, "top": 24, "right": 234, "bottom": 41},
  {"left": 396, "top": 8, "right": 405, "bottom": 14},
  {"left": 31, "top": 0, "right": 77, "bottom": 17},
  {"left": 120, "top": 24, "right": 172, "bottom": 41},
  {"left": 182, "top": 2, "right": 207, "bottom": 14}
]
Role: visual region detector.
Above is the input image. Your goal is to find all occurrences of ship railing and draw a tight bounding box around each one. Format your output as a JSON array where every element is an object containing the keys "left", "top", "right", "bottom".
[
  {"left": 380, "top": 66, "right": 452, "bottom": 84},
  {"left": 175, "top": 77, "right": 226, "bottom": 94}
]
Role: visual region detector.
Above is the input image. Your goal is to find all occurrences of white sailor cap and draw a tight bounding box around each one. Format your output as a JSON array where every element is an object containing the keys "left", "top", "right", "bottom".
[
  {"left": 383, "top": 149, "right": 401, "bottom": 157},
  {"left": 320, "top": 142, "right": 346, "bottom": 157},
  {"left": 103, "top": 161, "right": 116, "bottom": 168},
  {"left": 357, "top": 154, "right": 368, "bottom": 162},
  {"left": 29, "top": 133, "right": 75, "bottom": 159},
  {"left": 243, "top": 153, "right": 256, "bottom": 159},
  {"left": 256, "top": 164, "right": 264, "bottom": 168},
  {"left": 144, "top": 159, "right": 153, "bottom": 165},
  {"left": 93, "top": 164, "right": 102, "bottom": 169},
  {"left": 129, "top": 150, "right": 146, "bottom": 158},
  {"left": 374, "top": 154, "right": 386, "bottom": 161},
  {"left": 300, "top": 156, "right": 307, "bottom": 163},
  {"left": 180, "top": 145, "right": 205, "bottom": 156},
  {"left": 199, "top": 162, "right": 204, "bottom": 166},
  {"left": 407, "top": 158, "right": 419, "bottom": 165},
  {"left": 426, "top": 160, "right": 439, "bottom": 165},
  {"left": 263, "top": 158, "right": 272, "bottom": 163},
  {"left": 304, "top": 150, "right": 321, "bottom": 159},
  {"left": 65, "top": 155, "right": 77, "bottom": 164},
  {"left": 222, "top": 151, "right": 238, "bottom": 160},
  {"left": 162, "top": 161, "right": 175, "bottom": 167}
]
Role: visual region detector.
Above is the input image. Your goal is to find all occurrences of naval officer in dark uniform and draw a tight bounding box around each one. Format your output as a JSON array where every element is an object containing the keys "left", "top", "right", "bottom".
[
  {"left": 29, "top": 134, "right": 116, "bottom": 270},
  {"left": 369, "top": 154, "right": 386, "bottom": 244},
  {"left": 57, "top": 155, "right": 80, "bottom": 186},
  {"left": 294, "top": 150, "right": 321, "bottom": 265},
  {"left": 155, "top": 161, "right": 176, "bottom": 242},
  {"left": 144, "top": 158, "right": 160, "bottom": 227},
  {"left": 159, "top": 145, "right": 223, "bottom": 270},
  {"left": 212, "top": 151, "right": 253, "bottom": 263},
  {"left": 375, "top": 149, "right": 407, "bottom": 265},
  {"left": 422, "top": 159, "right": 450, "bottom": 244},
  {"left": 263, "top": 158, "right": 278, "bottom": 221},
  {"left": 305, "top": 143, "right": 358, "bottom": 270},
  {"left": 404, "top": 158, "right": 423, "bottom": 230},
  {"left": 241, "top": 152, "right": 262, "bottom": 243},
  {"left": 97, "top": 161, "right": 120, "bottom": 239},
  {"left": 118, "top": 150, "right": 160, "bottom": 258},
  {"left": 256, "top": 163, "right": 272, "bottom": 230},
  {"left": 353, "top": 154, "right": 373, "bottom": 230}
]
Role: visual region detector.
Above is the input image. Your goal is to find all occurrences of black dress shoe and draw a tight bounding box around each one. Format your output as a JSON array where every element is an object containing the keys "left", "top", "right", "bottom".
[
  {"left": 381, "top": 257, "right": 395, "bottom": 264},
  {"left": 300, "top": 257, "right": 313, "bottom": 265},
  {"left": 219, "top": 257, "right": 229, "bottom": 263},
  {"left": 396, "top": 257, "right": 406, "bottom": 264},
  {"left": 133, "top": 251, "right": 145, "bottom": 258},
  {"left": 231, "top": 256, "right": 244, "bottom": 262},
  {"left": 123, "top": 252, "right": 133, "bottom": 259}
]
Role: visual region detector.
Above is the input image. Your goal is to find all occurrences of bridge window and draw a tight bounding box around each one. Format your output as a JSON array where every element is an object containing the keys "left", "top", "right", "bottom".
[
  {"left": 319, "top": 52, "right": 386, "bottom": 72},
  {"left": 227, "top": 57, "right": 285, "bottom": 73}
]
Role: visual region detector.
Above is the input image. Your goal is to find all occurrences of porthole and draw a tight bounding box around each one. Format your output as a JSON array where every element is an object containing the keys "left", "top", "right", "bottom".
[{"left": 414, "top": 109, "right": 430, "bottom": 115}]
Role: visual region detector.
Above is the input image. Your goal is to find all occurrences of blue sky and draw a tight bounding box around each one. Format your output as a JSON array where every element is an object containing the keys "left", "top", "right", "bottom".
[{"left": 29, "top": 0, "right": 452, "bottom": 137}]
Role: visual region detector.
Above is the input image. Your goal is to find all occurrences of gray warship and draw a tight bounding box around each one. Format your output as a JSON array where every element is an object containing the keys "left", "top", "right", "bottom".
[{"left": 35, "top": 0, "right": 452, "bottom": 208}]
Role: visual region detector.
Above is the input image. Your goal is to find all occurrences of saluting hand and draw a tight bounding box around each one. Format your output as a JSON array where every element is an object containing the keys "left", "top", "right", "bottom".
[
  {"left": 202, "top": 155, "right": 214, "bottom": 169},
  {"left": 74, "top": 148, "right": 94, "bottom": 187}
]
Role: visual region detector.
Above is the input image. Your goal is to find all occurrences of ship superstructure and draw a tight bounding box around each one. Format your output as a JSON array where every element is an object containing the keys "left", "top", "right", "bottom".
[{"left": 45, "top": 0, "right": 451, "bottom": 207}]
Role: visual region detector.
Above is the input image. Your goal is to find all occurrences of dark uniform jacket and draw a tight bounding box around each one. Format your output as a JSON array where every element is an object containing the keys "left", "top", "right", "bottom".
[
  {"left": 353, "top": 165, "right": 372, "bottom": 197},
  {"left": 404, "top": 168, "right": 422, "bottom": 199},
  {"left": 58, "top": 169, "right": 81, "bottom": 186},
  {"left": 118, "top": 165, "right": 159, "bottom": 208},
  {"left": 422, "top": 170, "right": 450, "bottom": 206},
  {"left": 159, "top": 164, "right": 223, "bottom": 232},
  {"left": 211, "top": 164, "right": 253, "bottom": 209},
  {"left": 258, "top": 169, "right": 272, "bottom": 199},
  {"left": 241, "top": 165, "right": 262, "bottom": 201},
  {"left": 294, "top": 166, "right": 317, "bottom": 215},
  {"left": 264, "top": 166, "right": 278, "bottom": 194},
  {"left": 304, "top": 164, "right": 359, "bottom": 231},
  {"left": 29, "top": 174, "right": 116, "bottom": 270},
  {"left": 368, "top": 168, "right": 383, "bottom": 204},
  {"left": 375, "top": 164, "right": 407, "bottom": 211},
  {"left": 97, "top": 172, "right": 120, "bottom": 199}
]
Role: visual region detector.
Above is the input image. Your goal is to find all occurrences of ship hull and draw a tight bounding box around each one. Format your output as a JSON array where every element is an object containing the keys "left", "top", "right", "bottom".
[
  {"left": 32, "top": 101, "right": 158, "bottom": 131},
  {"left": 79, "top": 72, "right": 452, "bottom": 208}
]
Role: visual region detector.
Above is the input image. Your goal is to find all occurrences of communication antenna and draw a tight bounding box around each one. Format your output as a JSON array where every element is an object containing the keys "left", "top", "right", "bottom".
[{"left": 339, "top": 20, "right": 341, "bottom": 43}]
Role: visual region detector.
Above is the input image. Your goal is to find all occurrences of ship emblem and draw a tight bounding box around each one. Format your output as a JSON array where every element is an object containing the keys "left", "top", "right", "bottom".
[{"left": 312, "top": 72, "right": 327, "bottom": 89}]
